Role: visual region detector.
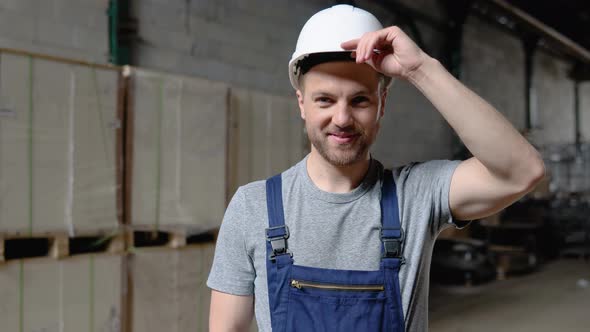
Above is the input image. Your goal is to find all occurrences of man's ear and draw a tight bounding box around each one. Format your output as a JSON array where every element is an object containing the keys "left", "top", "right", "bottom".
[
  {"left": 296, "top": 90, "right": 306, "bottom": 120},
  {"left": 379, "top": 90, "right": 388, "bottom": 119}
]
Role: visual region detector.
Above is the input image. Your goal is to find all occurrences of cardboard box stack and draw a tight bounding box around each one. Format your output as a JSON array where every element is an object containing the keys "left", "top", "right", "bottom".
[
  {"left": 129, "top": 69, "right": 229, "bottom": 234},
  {"left": 0, "top": 53, "right": 120, "bottom": 235},
  {"left": 228, "top": 87, "right": 306, "bottom": 196},
  {"left": 0, "top": 48, "right": 304, "bottom": 331},
  {"left": 0, "top": 254, "right": 122, "bottom": 331}
]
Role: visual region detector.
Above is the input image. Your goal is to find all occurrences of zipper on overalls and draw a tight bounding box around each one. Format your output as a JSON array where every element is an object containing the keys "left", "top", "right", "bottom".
[{"left": 290, "top": 279, "right": 384, "bottom": 291}]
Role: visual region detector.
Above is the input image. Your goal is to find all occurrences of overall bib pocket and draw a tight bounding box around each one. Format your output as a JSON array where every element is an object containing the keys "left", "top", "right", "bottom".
[{"left": 286, "top": 279, "right": 393, "bottom": 331}]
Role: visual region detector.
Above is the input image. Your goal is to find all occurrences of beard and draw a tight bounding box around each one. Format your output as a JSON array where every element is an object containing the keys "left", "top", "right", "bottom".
[{"left": 306, "top": 123, "right": 376, "bottom": 167}]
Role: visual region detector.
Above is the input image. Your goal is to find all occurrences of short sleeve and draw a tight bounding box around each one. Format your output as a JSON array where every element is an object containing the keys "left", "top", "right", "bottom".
[
  {"left": 399, "top": 160, "right": 469, "bottom": 234},
  {"left": 207, "top": 187, "right": 255, "bottom": 295}
]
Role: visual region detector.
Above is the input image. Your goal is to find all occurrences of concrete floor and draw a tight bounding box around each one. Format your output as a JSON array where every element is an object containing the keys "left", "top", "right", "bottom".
[{"left": 429, "top": 259, "right": 590, "bottom": 332}]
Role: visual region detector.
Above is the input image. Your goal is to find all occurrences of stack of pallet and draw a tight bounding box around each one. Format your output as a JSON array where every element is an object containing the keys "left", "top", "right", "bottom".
[
  {"left": 126, "top": 68, "right": 303, "bottom": 331},
  {"left": 128, "top": 68, "right": 305, "bottom": 234},
  {"left": 0, "top": 49, "right": 304, "bottom": 331},
  {"left": 0, "top": 51, "right": 124, "bottom": 331}
]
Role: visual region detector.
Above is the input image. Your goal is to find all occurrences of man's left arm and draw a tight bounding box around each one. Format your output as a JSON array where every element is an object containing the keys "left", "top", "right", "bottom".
[
  {"left": 342, "top": 26, "right": 545, "bottom": 221},
  {"left": 407, "top": 56, "right": 545, "bottom": 221}
]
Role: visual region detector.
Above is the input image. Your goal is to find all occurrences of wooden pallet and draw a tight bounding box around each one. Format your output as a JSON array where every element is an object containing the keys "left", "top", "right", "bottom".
[
  {"left": 0, "top": 230, "right": 124, "bottom": 263},
  {"left": 126, "top": 226, "right": 217, "bottom": 249}
]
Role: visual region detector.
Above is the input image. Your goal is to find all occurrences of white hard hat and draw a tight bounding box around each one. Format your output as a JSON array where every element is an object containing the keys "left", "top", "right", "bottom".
[{"left": 289, "top": 4, "right": 388, "bottom": 90}]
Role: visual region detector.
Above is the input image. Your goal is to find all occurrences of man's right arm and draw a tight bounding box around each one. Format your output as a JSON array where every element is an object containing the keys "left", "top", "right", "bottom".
[
  {"left": 207, "top": 187, "right": 257, "bottom": 331},
  {"left": 209, "top": 290, "right": 254, "bottom": 332}
]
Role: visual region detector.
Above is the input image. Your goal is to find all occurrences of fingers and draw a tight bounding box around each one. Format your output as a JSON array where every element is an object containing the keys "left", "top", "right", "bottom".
[
  {"left": 342, "top": 27, "right": 400, "bottom": 64},
  {"left": 341, "top": 38, "right": 371, "bottom": 64},
  {"left": 358, "top": 31, "right": 382, "bottom": 64},
  {"left": 354, "top": 34, "right": 368, "bottom": 63},
  {"left": 342, "top": 34, "right": 380, "bottom": 62},
  {"left": 366, "top": 34, "right": 379, "bottom": 61},
  {"left": 354, "top": 29, "right": 387, "bottom": 63},
  {"left": 340, "top": 38, "right": 359, "bottom": 50}
]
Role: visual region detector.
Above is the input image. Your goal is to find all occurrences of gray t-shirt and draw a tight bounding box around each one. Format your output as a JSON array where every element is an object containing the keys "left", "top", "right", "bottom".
[{"left": 207, "top": 156, "right": 463, "bottom": 332}]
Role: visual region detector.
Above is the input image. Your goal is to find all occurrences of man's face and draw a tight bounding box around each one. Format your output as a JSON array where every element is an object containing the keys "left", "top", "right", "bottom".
[{"left": 297, "top": 61, "right": 385, "bottom": 167}]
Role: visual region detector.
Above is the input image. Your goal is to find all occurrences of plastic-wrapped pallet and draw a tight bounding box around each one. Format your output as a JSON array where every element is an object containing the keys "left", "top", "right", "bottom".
[
  {"left": 130, "top": 68, "right": 228, "bottom": 233},
  {"left": 0, "top": 254, "right": 121, "bottom": 331},
  {"left": 131, "top": 243, "right": 214, "bottom": 332},
  {"left": 0, "top": 53, "right": 120, "bottom": 234},
  {"left": 228, "top": 88, "right": 306, "bottom": 196}
]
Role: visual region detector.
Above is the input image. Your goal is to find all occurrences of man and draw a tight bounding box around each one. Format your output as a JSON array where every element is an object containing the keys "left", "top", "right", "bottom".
[{"left": 208, "top": 4, "right": 544, "bottom": 332}]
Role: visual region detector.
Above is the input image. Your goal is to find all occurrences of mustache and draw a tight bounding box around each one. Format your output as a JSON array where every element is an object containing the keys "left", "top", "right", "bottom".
[{"left": 325, "top": 125, "right": 363, "bottom": 135}]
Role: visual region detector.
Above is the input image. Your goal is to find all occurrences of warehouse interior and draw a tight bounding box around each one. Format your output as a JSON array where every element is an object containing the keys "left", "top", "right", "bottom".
[{"left": 0, "top": 0, "right": 589, "bottom": 331}]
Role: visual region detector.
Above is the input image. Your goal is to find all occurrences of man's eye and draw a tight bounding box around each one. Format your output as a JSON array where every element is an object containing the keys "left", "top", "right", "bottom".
[
  {"left": 315, "top": 97, "right": 333, "bottom": 105},
  {"left": 351, "top": 96, "right": 370, "bottom": 107}
]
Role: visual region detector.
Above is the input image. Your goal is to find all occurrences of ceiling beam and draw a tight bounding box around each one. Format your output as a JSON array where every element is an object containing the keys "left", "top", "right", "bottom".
[{"left": 490, "top": 0, "right": 590, "bottom": 63}]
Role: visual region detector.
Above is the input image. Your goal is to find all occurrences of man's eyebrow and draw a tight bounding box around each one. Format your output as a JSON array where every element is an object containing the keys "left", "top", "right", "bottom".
[
  {"left": 310, "top": 91, "right": 336, "bottom": 98},
  {"left": 310, "top": 90, "right": 375, "bottom": 98},
  {"left": 351, "top": 89, "right": 376, "bottom": 96}
]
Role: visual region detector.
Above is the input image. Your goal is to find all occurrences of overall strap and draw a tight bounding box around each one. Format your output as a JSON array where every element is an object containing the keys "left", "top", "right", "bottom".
[
  {"left": 265, "top": 174, "right": 293, "bottom": 332},
  {"left": 381, "top": 169, "right": 404, "bottom": 262},
  {"left": 265, "top": 174, "right": 292, "bottom": 263}
]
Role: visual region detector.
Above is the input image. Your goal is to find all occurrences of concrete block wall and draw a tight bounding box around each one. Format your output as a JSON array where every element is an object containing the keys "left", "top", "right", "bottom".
[
  {"left": 462, "top": 14, "right": 588, "bottom": 148},
  {"left": 0, "top": 0, "right": 109, "bottom": 63},
  {"left": 373, "top": 1, "right": 589, "bottom": 164},
  {"left": 463, "top": 15, "right": 527, "bottom": 131},
  {"left": 534, "top": 53, "right": 576, "bottom": 146},
  {"left": 0, "top": 0, "right": 589, "bottom": 164},
  {"left": 363, "top": 0, "right": 456, "bottom": 166},
  {"left": 130, "top": 0, "right": 458, "bottom": 166},
  {"left": 131, "top": 0, "right": 331, "bottom": 95},
  {"left": 448, "top": 13, "right": 589, "bottom": 153},
  {"left": 372, "top": 80, "right": 456, "bottom": 167}
]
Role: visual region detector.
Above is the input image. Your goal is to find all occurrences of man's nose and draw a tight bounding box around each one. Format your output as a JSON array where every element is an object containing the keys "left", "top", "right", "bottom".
[{"left": 332, "top": 102, "right": 353, "bottom": 128}]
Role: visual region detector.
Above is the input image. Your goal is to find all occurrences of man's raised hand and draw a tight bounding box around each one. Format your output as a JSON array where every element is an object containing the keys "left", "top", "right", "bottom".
[{"left": 341, "top": 26, "right": 428, "bottom": 80}]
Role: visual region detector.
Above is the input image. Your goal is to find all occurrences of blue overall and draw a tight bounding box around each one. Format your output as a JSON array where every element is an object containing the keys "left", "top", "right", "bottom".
[{"left": 265, "top": 169, "right": 406, "bottom": 331}]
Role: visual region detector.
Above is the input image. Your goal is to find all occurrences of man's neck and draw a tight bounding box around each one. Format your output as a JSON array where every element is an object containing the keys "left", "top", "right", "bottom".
[{"left": 306, "top": 150, "right": 371, "bottom": 193}]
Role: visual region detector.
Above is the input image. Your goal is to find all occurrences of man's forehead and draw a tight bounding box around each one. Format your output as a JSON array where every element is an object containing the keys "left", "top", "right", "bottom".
[{"left": 301, "top": 61, "right": 380, "bottom": 92}]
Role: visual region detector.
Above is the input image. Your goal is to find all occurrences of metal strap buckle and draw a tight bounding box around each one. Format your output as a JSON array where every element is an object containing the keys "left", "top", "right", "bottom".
[
  {"left": 382, "top": 238, "right": 403, "bottom": 258},
  {"left": 381, "top": 227, "right": 405, "bottom": 259},
  {"left": 266, "top": 225, "right": 291, "bottom": 260}
]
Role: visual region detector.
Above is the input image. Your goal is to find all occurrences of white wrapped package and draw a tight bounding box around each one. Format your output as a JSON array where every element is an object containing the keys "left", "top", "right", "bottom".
[
  {"left": 130, "top": 68, "right": 228, "bottom": 232},
  {"left": 0, "top": 53, "right": 119, "bottom": 234}
]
